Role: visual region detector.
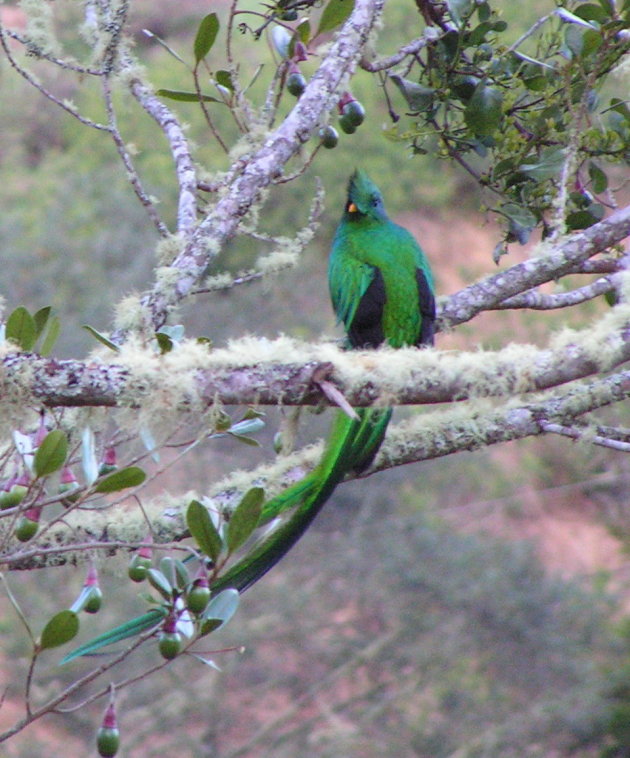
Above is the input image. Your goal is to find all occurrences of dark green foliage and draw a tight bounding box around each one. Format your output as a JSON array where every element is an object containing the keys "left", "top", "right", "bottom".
[{"left": 386, "top": 0, "right": 630, "bottom": 246}]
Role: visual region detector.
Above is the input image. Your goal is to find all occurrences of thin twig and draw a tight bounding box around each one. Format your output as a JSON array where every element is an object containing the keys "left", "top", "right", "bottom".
[
  {"left": 102, "top": 76, "right": 169, "bottom": 237},
  {"left": 540, "top": 421, "right": 630, "bottom": 453},
  {"left": 0, "top": 23, "right": 109, "bottom": 131}
]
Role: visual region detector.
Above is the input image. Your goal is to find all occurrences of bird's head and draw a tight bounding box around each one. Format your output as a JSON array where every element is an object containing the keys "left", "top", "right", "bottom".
[{"left": 345, "top": 169, "right": 388, "bottom": 222}]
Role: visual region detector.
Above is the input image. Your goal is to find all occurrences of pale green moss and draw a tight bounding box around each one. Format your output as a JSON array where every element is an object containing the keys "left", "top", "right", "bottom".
[
  {"left": 113, "top": 294, "right": 147, "bottom": 334},
  {"left": 156, "top": 235, "right": 186, "bottom": 266},
  {"left": 20, "top": 0, "right": 59, "bottom": 56}
]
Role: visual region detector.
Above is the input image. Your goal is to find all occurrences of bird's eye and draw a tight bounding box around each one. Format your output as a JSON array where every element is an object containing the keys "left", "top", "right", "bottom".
[{"left": 371, "top": 196, "right": 380, "bottom": 207}]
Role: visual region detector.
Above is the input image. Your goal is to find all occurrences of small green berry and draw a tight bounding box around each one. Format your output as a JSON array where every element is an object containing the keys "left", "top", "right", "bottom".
[
  {"left": 158, "top": 631, "right": 182, "bottom": 660},
  {"left": 319, "top": 125, "right": 339, "bottom": 149},
  {"left": 342, "top": 100, "right": 365, "bottom": 127},
  {"left": 286, "top": 71, "right": 306, "bottom": 97},
  {"left": 338, "top": 113, "right": 356, "bottom": 134}
]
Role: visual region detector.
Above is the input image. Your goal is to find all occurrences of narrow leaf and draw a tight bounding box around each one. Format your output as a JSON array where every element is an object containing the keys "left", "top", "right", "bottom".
[
  {"left": 39, "top": 315, "right": 61, "bottom": 357},
  {"left": 156, "top": 89, "right": 222, "bottom": 103},
  {"left": 82, "top": 324, "right": 119, "bottom": 352},
  {"left": 6, "top": 307, "right": 37, "bottom": 351},
  {"left": 226, "top": 487, "right": 264, "bottom": 554},
  {"left": 34, "top": 430, "right": 68, "bottom": 478},
  {"left": 194, "top": 13, "right": 219, "bottom": 64},
  {"left": 61, "top": 608, "right": 166, "bottom": 663},
  {"left": 143, "top": 29, "right": 187, "bottom": 65},
  {"left": 39, "top": 610, "right": 79, "bottom": 650},
  {"left": 316, "top": 0, "right": 354, "bottom": 36},
  {"left": 186, "top": 499, "right": 223, "bottom": 563},
  {"left": 95, "top": 466, "right": 146, "bottom": 493},
  {"left": 139, "top": 424, "right": 160, "bottom": 463},
  {"left": 81, "top": 426, "right": 99, "bottom": 486}
]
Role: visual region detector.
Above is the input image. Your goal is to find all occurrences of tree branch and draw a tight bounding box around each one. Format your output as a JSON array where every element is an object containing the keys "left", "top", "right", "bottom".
[
  {"left": 7, "top": 365, "right": 630, "bottom": 570},
  {"left": 127, "top": 0, "right": 386, "bottom": 336}
]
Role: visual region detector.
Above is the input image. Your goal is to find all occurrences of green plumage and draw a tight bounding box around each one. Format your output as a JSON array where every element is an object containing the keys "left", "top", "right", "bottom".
[{"left": 211, "top": 171, "right": 435, "bottom": 594}]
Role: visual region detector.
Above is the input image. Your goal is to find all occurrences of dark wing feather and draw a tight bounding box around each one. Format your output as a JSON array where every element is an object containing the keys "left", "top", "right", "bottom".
[
  {"left": 416, "top": 268, "right": 436, "bottom": 347},
  {"left": 348, "top": 265, "right": 386, "bottom": 348}
]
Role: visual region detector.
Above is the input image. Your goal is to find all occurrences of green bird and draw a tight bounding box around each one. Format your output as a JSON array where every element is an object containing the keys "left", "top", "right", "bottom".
[{"left": 211, "top": 170, "right": 435, "bottom": 593}]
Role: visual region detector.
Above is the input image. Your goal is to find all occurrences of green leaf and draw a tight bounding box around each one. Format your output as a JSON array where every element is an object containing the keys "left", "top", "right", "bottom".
[
  {"left": 95, "top": 466, "right": 146, "bottom": 493},
  {"left": 156, "top": 89, "right": 222, "bottom": 103},
  {"left": 201, "top": 588, "right": 239, "bottom": 635},
  {"left": 447, "top": 0, "right": 473, "bottom": 27},
  {"left": 296, "top": 18, "right": 311, "bottom": 43},
  {"left": 6, "top": 307, "right": 37, "bottom": 351},
  {"left": 186, "top": 499, "right": 223, "bottom": 563},
  {"left": 500, "top": 203, "right": 537, "bottom": 245},
  {"left": 228, "top": 433, "right": 261, "bottom": 447},
  {"left": 34, "top": 430, "right": 68, "bottom": 478},
  {"left": 32, "top": 306, "right": 52, "bottom": 339},
  {"left": 147, "top": 568, "right": 174, "bottom": 599},
  {"left": 226, "top": 487, "right": 264, "bottom": 554},
  {"left": 82, "top": 324, "right": 120, "bottom": 352},
  {"left": 39, "top": 315, "right": 61, "bottom": 357},
  {"left": 215, "top": 70, "right": 234, "bottom": 92},
  {"left": 155, "top": 332, "right": 173, "bottom": 353},
  {"left": 464, "top": 84, "right": 503, "bottom": 136},
  {"left": 142, "top": 29, "right": 187, "bottom": 65},
  {"left": 519, "top": 147, "right": 566, "bottom": 181},
  {"left": 588, "top": 161, "right": 608, "bottom": 193},
  {"left": 39, "top": 610, "right": 79, "bottom": 650},
  {"left": 159, "top": 556, "right": 189, "bottom": 590},
  {"left": 316, "top": 0, "right": 354, "bottom": 36},
  {"left": 194, "top": 13, "right": 219, "bottom": 64},
  {"left": 389, "top": 75, "right": 435, "bottom": 113},
  {"left": 61, "top": 608, "right": 167, "bottom": 663}
]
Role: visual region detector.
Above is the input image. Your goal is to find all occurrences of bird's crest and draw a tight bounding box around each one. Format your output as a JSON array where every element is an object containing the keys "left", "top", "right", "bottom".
[{"left": 346, "top": 169, "right": 386, "bottom": 219}]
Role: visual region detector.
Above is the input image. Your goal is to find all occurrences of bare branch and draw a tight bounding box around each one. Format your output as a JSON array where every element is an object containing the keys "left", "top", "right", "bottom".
[
  {"left": 125, "top": 68, "right": 199, "bottom": 236},
  {"left": 439, "top": 204, "right": 630, "bottom": 328},
  {"left": 491, "top": 275, "right": 615, "bottom": 310}
]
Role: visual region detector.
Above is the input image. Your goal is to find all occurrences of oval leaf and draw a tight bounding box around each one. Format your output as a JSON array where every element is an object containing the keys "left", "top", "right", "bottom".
[
  {"left": 33, "top": 306, "right": 52, "bottom": 339},
  {"left": 6, "top": 307, "right": 37, "bottom": 351},
  {"left": 95, "top": 466, "right": 146, "bottom": 493},
  {"left": 147, "top": 568, "right": 174, "bottom": 599},
  {"left": 159, "top": 556, "right": 190, "bottom": 590},
  {"left": 194, "top": 13, "right": 219, "bottom": 63},
  {"left": 202, "top": 588, "right": 240, "bottom": 630},
  {"left": 34, "top": 430, "right": 68, "bottom": 478},
  {"left": 39, "top": 610, "right": 79, "bottom": 650},
  {"left": 464, "top": 84, "right": 503, "bottom": 136},
  {"left": 226, "top": 487, "right": 264, "bottom": 554},
  {"left": 316, "top": 0, "right": 354, "bottom": 36},
  {"left": 39, "top": 315, "right": 61, "bottom": 357},
  {"left": 186, "top": 499, "right": 223, "bottom": 563}
]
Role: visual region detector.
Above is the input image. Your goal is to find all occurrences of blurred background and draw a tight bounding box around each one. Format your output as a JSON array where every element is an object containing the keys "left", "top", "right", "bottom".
[{"left": 1, "top": 0, "right": 630, "bottom": 755}]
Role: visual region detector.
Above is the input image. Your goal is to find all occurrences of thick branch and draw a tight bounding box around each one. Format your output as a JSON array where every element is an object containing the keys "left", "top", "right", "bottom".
[
  {"left": 7, "top": 366, "right": 630, "bottom": 570},
  {"left": 2, "top": 299, "right": 630, "bottom": 408}
]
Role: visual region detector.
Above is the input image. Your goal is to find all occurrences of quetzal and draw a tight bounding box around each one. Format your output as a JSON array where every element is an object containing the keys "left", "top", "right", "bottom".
[{"left": 210, "top": 170, "right": 435, "bottom": 593}]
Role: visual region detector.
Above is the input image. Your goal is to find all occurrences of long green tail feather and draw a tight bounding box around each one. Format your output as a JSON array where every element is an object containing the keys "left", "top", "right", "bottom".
[{"left": 210, "top": 408, "right": 390, "bottom": 593}]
